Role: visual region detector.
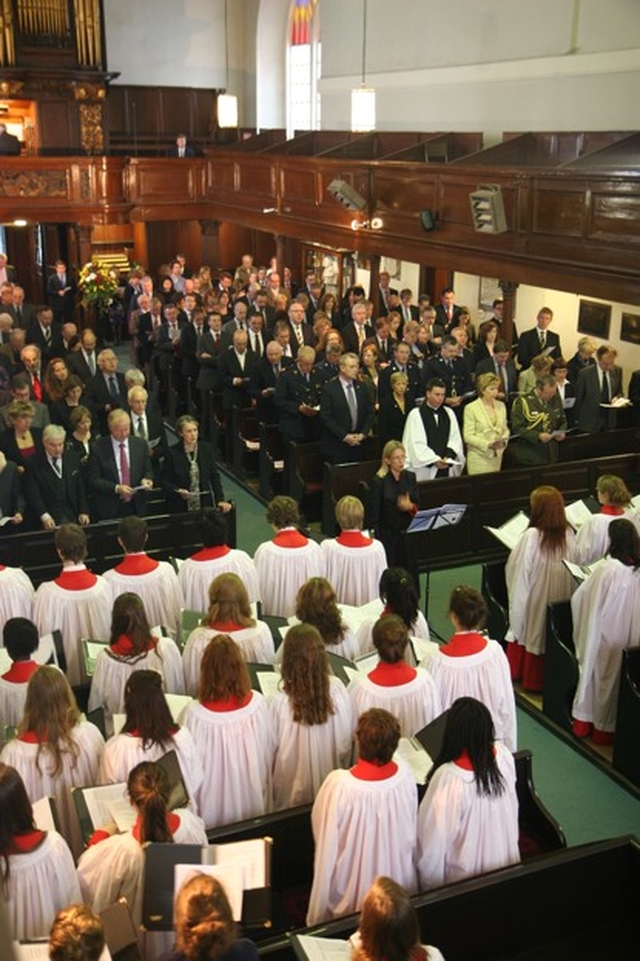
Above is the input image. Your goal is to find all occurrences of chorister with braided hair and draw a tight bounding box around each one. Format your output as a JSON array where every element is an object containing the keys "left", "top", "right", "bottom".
[
  {"left": 170, "top": 872, "right": 260, "bottom": 961},
  {"left": 48, "top": 904, "right": 106, "bottom": 961}
]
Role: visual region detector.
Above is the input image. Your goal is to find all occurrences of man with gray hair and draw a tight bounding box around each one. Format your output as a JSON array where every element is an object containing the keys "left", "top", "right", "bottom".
[
  {"left": 24, "top": 423, "right": 90, "bottom": 529},
  {"left": 511, "top": 373, "right": 567, "bottom": 466}
]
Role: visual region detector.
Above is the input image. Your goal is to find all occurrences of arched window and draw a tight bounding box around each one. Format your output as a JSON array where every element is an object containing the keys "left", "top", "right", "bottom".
[{"left": 287, "top": 0, "right": 321, "bottom": 138}]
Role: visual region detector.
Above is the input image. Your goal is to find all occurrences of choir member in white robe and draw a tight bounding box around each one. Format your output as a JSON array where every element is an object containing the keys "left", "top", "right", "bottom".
[
  {"left": 505, "top": 486, "right": 577, "bottom": 692},
  {"left": 1, "top": 665, "right": 104, "bottom": 858},
  {"left": 98, "top": 669, "right": 202, "bottom": 811},
  {"left": 292, "top": 576, "right": 361, "bottom": 661},
  {"left": 422, "top": 586, "right": 516, "bottom": 751},
  {"left": 88, "top": 592, "right": 184, "bottom": 734},
  {"left": 571, "top": 518, "right": 640, "bottom": 743},
  {"left": 102, "top": 545, "right": 183, "bottom": 639},
  {"left": 32, "top": 524, "right": 111, "bottom": 686},
  {"left": 417, "top": 698, "right": 520, "bottom": 891},
  {"left": 350, "top": 877, "right": 445, "bottom": 961},
  {"left": 402, "top": 381, "right": 465, "bottom": 482},
  {"left": 268, "top": 625, "right": 355, "bottom": 810},
  {"left": 77, "top": 761, "right": 207, "bottom": 929},
  {"left": 349, "top": 615, "right": 440, "bottom": 738},
  {"left": 306, "top": 708, "right": 418, "bottom": 926},
  {"left": 354, "top": 568, "right": 430, "bottom": 656},
  {"left": 181, "top": 572, "right": 274, "bottom": 695},
  {"left": 575, "top": 474, "right": 634, "bottom": 565},
  {"left": 0, "top": 617, "right": 40, "bottom": 727},
  {"left": 177, "top": 507, "right": 260, "bottom": 610},
  {"left": 0, "top": 764, "right": 80, "bottom": 942},
  {"left": 253, "top": 496, "right": 324, "bottom": 617},
  {"left": 320, "top": 495, "right": 387, "bottom": 606},
  {"left": 0, "top": 565, "right": 34, "bottom": 631},
  {"left": 182, "top": 635, "right": 275, "bottom": 830}
]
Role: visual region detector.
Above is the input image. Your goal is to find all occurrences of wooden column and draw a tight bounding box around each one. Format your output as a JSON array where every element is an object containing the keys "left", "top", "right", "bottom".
[
  {"left": 499, "top": 280, "right": 520, "bottom": 348},
  {"left": 73, "top": 223, "right": 93, "bottom": 267},
  {"left": 274, "top": 234, "right": 285, "bottom": 279},
  {"left": 369, "top": 253, "right": 381, "bottom": 304},
  {"left": 199, "top": 220, "right": 221, "bottom": 273}
]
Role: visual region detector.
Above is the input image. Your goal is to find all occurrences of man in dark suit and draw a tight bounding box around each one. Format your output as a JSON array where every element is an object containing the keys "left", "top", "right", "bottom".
[
  {"left": 320, "top": 352, "right": 374, "bottom": 464},
  {"left": 377, "top": 271, "right": 398, "bottom": 318},
  {"left": 362, "top": 316, "right": 393, "bottom": 363},
  {"left": 575, "top": 345, "right": 624, "bottom": 433},
  {"left": 168, "top": 133, "right": 195, "bottom": 158},
  {"left": 246, "top": 310, "right": 269, "bottom": 359},
  {"left": 218, "top": 328, "right": 257, "bottom": 412},
  {"left": 342, "top": 302, "right": 374, "bottom": 355},
  {"left": 179, "top": 307, "right": 207, "bottom": 383},
  {"left": 249, "top": 340, "right": 294, "bottom": 423},
  {"left": 24, "top": 424, "right": 89, "bottom": 529},
  {"left": 26, "top": 305, "right": 64, "bottom": 363},
  {"left": 220, "top": 301, "right": 249, "bottom": 351},
  {"left": 126, "top": 384, "right": 168, "bottom": 478},
  {"left": 196, "top": 311, "right": 225, "bottom": 394},
  {"left": 137, "top": 296, "right": 164, "bottom": 368},
  {"left": 67, "top": 328, "right": 99, "bottom": 385},
  {"left": 398, "top": 289, "right": 420, "bottom": 325},
  {"left": 274, "top": 345, "right": 322, "bottom": 444},
  {"left": 46, "top": 260, "right": 76, "bottom": 324},
  {"left": 0, "top": 123, "right": 20, "bottom": 156},
  {"left": 286, "top": 301, "right": 316, "bottom": 357},
  {"left": 516, "top": 307, "right": 562, "bottom": 371},
  {"left": 378, "top": 341, "right": 422, "bottom": 407},
  {"left": 83, "top": 348, "right": 127, "bottom": 432},
  {"left": 434, "top": 287, "right": 462, "bottom": 330},
  {"left": 422, "top": 337, "right": 474, "bottom": 416},
  {"left": 87, "top": 409, "right": 154, "bottom": 519},
  {"left": 474, "top": 340, "right": 518, "bottom": 402}
]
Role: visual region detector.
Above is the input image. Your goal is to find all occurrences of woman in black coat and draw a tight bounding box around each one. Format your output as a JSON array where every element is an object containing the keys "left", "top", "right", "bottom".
[
  {"left": 161, "top": 415, "right": 232, "bottom": 513},
  {"left": 377, "top": 370, "right": 410, "bottom": 447},
  {"left": 369, "top": 439, "right": 419, "bottom": 568}
]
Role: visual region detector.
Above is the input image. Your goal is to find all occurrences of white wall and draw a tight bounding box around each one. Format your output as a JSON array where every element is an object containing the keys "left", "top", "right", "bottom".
[{"left": 455, "top": 272, "right": 640, "bottom": 386}]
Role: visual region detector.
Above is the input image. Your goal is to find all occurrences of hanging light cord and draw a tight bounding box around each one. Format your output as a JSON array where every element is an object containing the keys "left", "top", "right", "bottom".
[{"left": 361, "top": 0, "right": 367, "bottom": 85}]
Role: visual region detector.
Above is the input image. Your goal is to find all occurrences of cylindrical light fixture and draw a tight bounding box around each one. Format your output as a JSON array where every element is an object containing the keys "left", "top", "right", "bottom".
[
  {"left": 351, "top": 0, "right": 375, "bottom": 132},
  {"left": 218, "top": 94, "right": 238, "bottom": 129}
]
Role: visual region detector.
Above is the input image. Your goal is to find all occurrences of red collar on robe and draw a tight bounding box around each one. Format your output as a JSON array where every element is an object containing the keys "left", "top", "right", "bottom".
[
  {"left": 126, "top": 726, "right": 178, "bottom": 738},
  {"left": 441, "top": 632, "right": 488, "bottom": 657},
  {"left": 109, "top": 634, "right": 157, "bottom": 656},
  {"left": 113, "top": 552, "right": 160, "bottom": 575},
  {"left": 190, "top": 545, "right": 231, "bottom": 561},
  {"left": 207, "top": 620, "right": 244, "bottom": 633},
  {"left": 601, "top": 505, "right": 625, "bottom": 516},
  {"left": 273, "top": 528, "right": 308, "bottom": 548},
  {"left": 3, "top": 830, "right": 46, "bottom": 855},
  {"left": 18, "top": 729, "right": 46, "bottom": 743},
  {"left": 54, "top": 565, "right": 97, "bottom": 590},
  {"left": 368, "top": 660, "right": 416, "bottom": 686},
  {"left": 351, "top": 757, "right": 398, "bottom": 780},
  {"left": 0, "top": 565, "right": 5, "bottom": 572},
  {"left": 1, "top": 660, "right": 39, "bottom": 683},
  {"left": 453, "top": 747, "right": 496, "bottom": 771},
  {"left": 201, "top": 692, "right": 252, "bottom": 712},
  {"left": 336, "top": 530, "right": 373, "bottom": 548}
]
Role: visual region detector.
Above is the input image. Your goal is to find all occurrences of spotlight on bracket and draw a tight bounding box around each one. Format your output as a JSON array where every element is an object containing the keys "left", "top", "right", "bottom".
[{"left": 351, "top": 216, "right": 384, "bottom": 231}]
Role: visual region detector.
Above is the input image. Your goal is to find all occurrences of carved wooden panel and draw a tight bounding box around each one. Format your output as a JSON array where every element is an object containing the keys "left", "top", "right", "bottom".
[
  {"left": 591, "top": 193, "right": 640, "bottom": 241},
  {"left": 531, "top": 185, "right": 586, "bottom": 236}
]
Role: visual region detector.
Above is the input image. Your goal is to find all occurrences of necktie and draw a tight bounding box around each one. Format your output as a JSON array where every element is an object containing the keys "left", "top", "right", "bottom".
[
  {"left": 346, "top": 382, "right": 358, "bottom": 430},
  {"left": 357, "top": 326, "right": 365, "bottom": 349},
  {"left": 213, "top": 332, "right": 220, "bottom": 346},
  {"left": 87, "top": 351, "right": 96, "bottom": 375},
  {"left": 601, "top": 371, "right": 610, "bottom": 404},
  {"left": 273, "top": 364, "right": 280, "bottom": 377},
  {"left": 539, "top": 329, "right": 546, "bottom": 349},
  {"left": 44, "top": 326, "right": 51, "bottom": 345},
  {"left": 119, "top": 442, "right": 130, "bottom": 486},
  {"left": 15, "top": 307, "right": 21, "bottom": 325},
  {"left": 52, "top": 457, "right": 61, "bottom": 477},
  {"left": 32, "top": 374, "right": 42, "bottom": 402},
  {"left": 253, "top": 334, "right": 262, "bottom": 357},
  {"left": 497, "top": 363, "right": 507, "bottom": 394},
  {"left": 295, "top": 325, "right": 303, "bottom": 345},
  {"left": 446, "top": 306, "right": 452, "bottom": 323},
  {"left": 109, "top": 376, "right": 119, "bottom": 397},
  {"left": 136, "top": 416, "right": 146, "bottom": 439}
]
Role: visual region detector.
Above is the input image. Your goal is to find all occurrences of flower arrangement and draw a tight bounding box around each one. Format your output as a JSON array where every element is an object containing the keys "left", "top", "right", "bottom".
[{"left": 78, "top": 259, "right": 120, "bottom": 310}]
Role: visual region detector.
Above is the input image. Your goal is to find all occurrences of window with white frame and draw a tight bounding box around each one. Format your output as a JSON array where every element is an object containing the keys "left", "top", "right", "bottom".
[{"left": 287, "top": 0, "right": 321, "bottom": 138}]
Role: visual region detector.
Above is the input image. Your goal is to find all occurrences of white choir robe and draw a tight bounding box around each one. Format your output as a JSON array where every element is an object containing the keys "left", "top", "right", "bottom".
[
  {"left": 402, "top": 406, "right": 465, "bottom": 481},
  {"left": 33, "top": 574, "right": 111, "bottom": 686},
  {"left": 505, "top": 528, "right": 577, "bottom": 655},
  {"left": 417, "top": 742, "right": 520, "bottom": 890},
  {"left": 182, "top": 622, "right": 275, "bottom": 696},
  {"left": 421, "top": 640, "right": 517, "bottom": 751},
  {"left": 99, "top": 725, "right": 204, "bottom": 813},
  {"left": 575, "top": 511, "right": 636, "bottom": 565},
  {"left": 178, "top": 549, "right": 261, "bottom": 610},
  {"left": 77, "top": 808, "right": 207, "bottom": 925},
  {"left": 183, "top": 694, "right": 275, "bottom": 830},
  {"left": 571, "top": 559, "right": 640, "bottom": 732},
  {"left": 103, "top": 561, "right": 184, "bottom": 639},
  {"left": 0, "top": 673, "right": 32, "bottom": 728},
  {"left": 355, "top": 608, "right": 431, "bottom": 656},
  {"left": 320, "top": 538, "right": 387, "bottom": 606},
  {"left": 0, "top": 565, "right": 35, "bottom": 629},
  {"left": 348, "top": 668, "right": 441, "bottom": 737},
  {"left": 306, "top": 763, "right": 418, "bottom": 925},
  {"left": 88, "top": 636, "right": 185, "bottom": 735},
  {"left": 1, "top": 720, "right": 105, "bottom": 858},
  {"left": 268, "top": 677, "right": 356, "bottom": 810},
  {"left": 253, "top": 539, "right": 324, "bottom": 617},
  {"left": 4, "top": 831, "right": 81, "bottom": 941}
]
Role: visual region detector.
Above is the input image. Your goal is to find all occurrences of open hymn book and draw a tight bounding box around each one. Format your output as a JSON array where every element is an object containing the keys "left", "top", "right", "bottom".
[{"left": 485, "top": 511, "right": 529, "bottom": 550}]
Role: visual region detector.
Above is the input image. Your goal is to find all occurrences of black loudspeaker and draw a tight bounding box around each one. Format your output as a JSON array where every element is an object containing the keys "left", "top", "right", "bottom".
[{"left": 419, "top": 208, "right": 436, "bottom": 232}]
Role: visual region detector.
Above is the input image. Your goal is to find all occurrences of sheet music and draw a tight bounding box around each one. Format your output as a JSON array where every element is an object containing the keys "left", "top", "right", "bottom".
[
  {"left": 292, "top": 935, "right": 352, "bottom": 961},
  {"left": 106, "top": 795, "right": 137, "bottom": 833},
  {"left": 175, "top": 863, "right": 244, "bottom": 921},
  {"left": 411, "top": 636, "right": 439, "bottom": 664},
  {"left": 15, "top": 946, "right": 112, "bottom": 961},
  {"left": 485, "top": 511, "right": 529, "bottom": 550},
  {"left": 337, "top": 599, "right": 384, "bottom": 633},
  {"left": 211, "top": 837, "right": 267, "bottom": 889},
  {"left": 82, "top": 783, "right": 128, "bottom": 830},
  {"left": 395, "top": 737, "right": 433, "bottom": 784},
  {"left": 32, "top": 797, "right": 56, "bottom": 834},
  {"left": 565, "top": 499, "right": 594, "bottom": 531},
  {"left": 256, "top": 672, "right": 281, "bottom": 698},
  {"left": 164, "top": 693, "right": 193, "bottom": 723},
  {"left": 343, "top": 666, "right": 361, "bottom": 685},
  {"left": 354, "top": 651, "right": 379, "bottom": 674}
]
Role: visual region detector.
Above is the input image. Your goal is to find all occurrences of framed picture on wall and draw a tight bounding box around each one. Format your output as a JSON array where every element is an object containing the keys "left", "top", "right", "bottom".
[
  {"left": 577, "top": 299, "right": 611, "bottom": 339},
  {"left": 620, "top": 311, "right": 640, "bottom": 346},
  {"left": 479, "top": 277, "right": 501, "bottom": 310}
]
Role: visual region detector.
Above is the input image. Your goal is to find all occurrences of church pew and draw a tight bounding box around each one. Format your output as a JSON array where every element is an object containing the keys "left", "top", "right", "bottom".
[
  {"left": 231, "top": 407, "right": 261, "bottom": 478},
  {"left": 321, "top": 459, "right": 379, "bottom": 535},
  {"left": 258, "top": 835, "right": 640, "bottom": 961},
  {"left": 481, "top": 561, "right": 509, "bottom": 646},
  {"left": 286, "top": 442, "right": 324, "bottom": 520},
  {"left": 197, "top": 750, "right": 564, "bottom": 942},
  {"left": 259, "top": 422, "right": 285, "bottom": 499},
  {"left": 542, "top": 601, "right": 578, "bottom": 733},
  {"left": 612, "top": 647, "right": 640, "bottom": 789}
]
